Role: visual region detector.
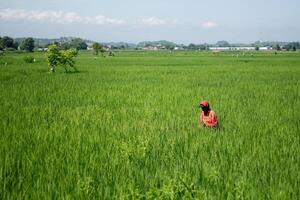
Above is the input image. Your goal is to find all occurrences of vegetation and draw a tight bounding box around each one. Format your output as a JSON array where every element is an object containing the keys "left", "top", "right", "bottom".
[
  {"left": 274, "top": 43, "right": 281, "bottom": 51},
  {"left": 60, "top": 42, "right": 71, "bottom": 50},
  {"left": 20, "top": 37, "right": 35, "bottom": 52},
  {"left": 46, "top": 44, "right": 61, "bottom": 72},
  {"left": 46, "top": 44, "right": 78, "bottom": 72},
  {"left": 0, "top": 36, "right": 18, "bottom": 50},
  {"left": 47, "top": 38, "right": 88, "bottom": 51},
  {"left": 283, "top": 42, "right": 300, "bottom": 51},
  {"left": 92, "top": 42, "right": 103, "bottom": 55},
  {"left": 137, "top": 40, "right": 177, "bottom": 49},
  {"left": 59, "top": 48, "right": 78, "bottom": 72},
  {"left": 2, "top": 36, "right": 299, "bottom": 52},
  {"left": 215, "top": 40, "right": 230, "bottom": 47},
  {"left": 23, "top": 55, "right": 35, "bottom": 63},
  {"left": 187, "top": 43, "right": 209, "bottom": 51},
  {"left": 69, "top": 38, "right": 88, "bottom": 50},
  {"left": 14, "top": 37, "right": 91, "bottom": 49},
  {"left": 0, "top": 51, "right": 299, "bottom": 199}
]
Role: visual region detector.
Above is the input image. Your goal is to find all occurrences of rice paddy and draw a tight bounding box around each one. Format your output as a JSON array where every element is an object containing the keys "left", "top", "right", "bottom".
[{"left": 0, "top": 51, "right": 299, "bottom": 199}]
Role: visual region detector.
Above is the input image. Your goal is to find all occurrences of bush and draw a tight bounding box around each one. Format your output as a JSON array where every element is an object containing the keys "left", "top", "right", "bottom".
[
  {"left": 23, "top": 55, "right": 35, "bottom": 63},
  {"left": 46, "top": 45, "right": 78, "bottom": 73}
]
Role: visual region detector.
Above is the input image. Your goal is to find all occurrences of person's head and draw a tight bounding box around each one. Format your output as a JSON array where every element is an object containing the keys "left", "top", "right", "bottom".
[{"left": 199, "top": 100, "right": 210, "bottom": 112}]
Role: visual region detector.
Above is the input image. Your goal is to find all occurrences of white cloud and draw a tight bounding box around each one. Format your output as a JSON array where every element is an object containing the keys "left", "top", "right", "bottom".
[
  {"left": 0, "top": 8, "right": 180, "bottom": 27},
  {"left": 140, "top": 16, "right": 167, "bottom": 26},
  {"left": 94, "top": 15, "right": 126, "bottom": 25},
  {"left": 0, "top": 8, "right": 126, "bottom": 25},
  {"left": 201, "top": 21, "right": 218, "bottom": 28}
]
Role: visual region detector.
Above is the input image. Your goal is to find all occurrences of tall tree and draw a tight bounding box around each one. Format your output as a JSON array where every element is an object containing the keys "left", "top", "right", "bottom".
[
  {"left": 60, "top": 42, "right": 71, "bottom": 50},
  {"left": 99, "top": 46, "right": 106, "bottom": 57},
  {"left": 0, "top": 36, "right": 18, "bottom": 50},
  {"left": 70, "top": 38, "right": 87, "bottom": 50},
  {"left": 20, "top": 37, "right": 35, "bottom": 52},
  {"left": 92, "top": 42, "right": 102, "bottom": 55},
  {"left": 188, "top": 43, "right": 197, "bottom": 50}
]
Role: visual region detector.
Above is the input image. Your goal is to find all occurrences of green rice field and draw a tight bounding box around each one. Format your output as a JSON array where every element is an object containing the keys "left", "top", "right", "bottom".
[{"left": 0, "top": 51, "right": 299, "bottom": 199}]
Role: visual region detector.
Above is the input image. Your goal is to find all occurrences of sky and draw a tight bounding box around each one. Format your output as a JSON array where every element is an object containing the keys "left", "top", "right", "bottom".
[{"left": 0, "top": 0, "right": 299, "bottom": 44}]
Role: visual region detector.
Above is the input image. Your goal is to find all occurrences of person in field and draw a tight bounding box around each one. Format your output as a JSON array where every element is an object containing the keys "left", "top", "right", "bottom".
[{"left": 198, "top": 100, "right": 218, "bottom": 128}]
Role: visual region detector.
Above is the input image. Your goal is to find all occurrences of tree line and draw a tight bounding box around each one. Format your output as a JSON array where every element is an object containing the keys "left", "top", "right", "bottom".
[
  {"left": 1, "top": 36, "right": 300, "bottom": 52},
  {"left": 0, "top": 36, "right": 34, "bottom": 52},
  {"left": 0, "top": 36, "right": 89, "bottom": 52}
]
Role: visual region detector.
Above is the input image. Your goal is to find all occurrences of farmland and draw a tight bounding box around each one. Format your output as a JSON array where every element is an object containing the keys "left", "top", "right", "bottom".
[{"left": 0, "top": 51, "right": 299, "bottom": 199}]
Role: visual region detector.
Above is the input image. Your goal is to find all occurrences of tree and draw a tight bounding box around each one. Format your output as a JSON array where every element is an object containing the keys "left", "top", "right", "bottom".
[
  {"left": 20, "top": 37, "right": 35, "bottom": 52},
  {"left": 255, "top": 46, "right": 259, "bottom": 51},
  {"left": 275, "top": 44, "right": 281, "bottom": 51},
  {"left": 60, "top": 48, "right": 78, "bottom": 72},
  {"left": 46, "top": 44, "right": 78, "bottom": 73},
  {"left": 283, "top": 42, "right": 300, "bottom": 51},
  {"left": 92, "top": 42, "right": 102, "bottom": 55},
  {"left": 284, "top": 44, "right": 291, "bottom": 51},
  {"left": 252, "top": 41, "right": 261, "bottom": 48},
  {"left": 46, "top": 45, "right": 61, "bottom": 72},
  {"left": 0, "top": 36, "right": 18, "bottom": 50},
  {"left": 199, "top": 45, "right": 207, "bottom": 51},
  {"left": 70, "top": 38, "right": 87, "bottom": 50},
  {"left": 99, "top": 46, "right": 106, "bottom": 57},
  {"left": 1, "top": 36, "right": 14, "bottom": 48},
  {"left": 165, "top": 44, "right": 175, "bottom": 50},
  {"left": 188, "top": 43, "right": 197, "bottom": 50},
  {"left": 216, "top": 40, "right": 230, "bottom": 47},
  {"left": 13, "top": 41, "right": 19, "bottom": 50},
  {"left": 60, "top": 42, "right": 71, "bottom": 50}
]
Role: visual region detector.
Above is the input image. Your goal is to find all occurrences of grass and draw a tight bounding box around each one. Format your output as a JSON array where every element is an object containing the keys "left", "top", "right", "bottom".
[{"left": 0, "top": 51, "right": 299, "bottom": 199}]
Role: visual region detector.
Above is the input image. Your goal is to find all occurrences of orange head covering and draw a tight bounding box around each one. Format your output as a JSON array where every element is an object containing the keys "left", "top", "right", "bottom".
[{"left": 200, "top": 100, "right": 209, "bottom": 107}]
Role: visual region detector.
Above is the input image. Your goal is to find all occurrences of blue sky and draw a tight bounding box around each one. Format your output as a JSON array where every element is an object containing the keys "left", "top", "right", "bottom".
[{"left": 0, "top": 0, "right": 299, "bottom": 44}]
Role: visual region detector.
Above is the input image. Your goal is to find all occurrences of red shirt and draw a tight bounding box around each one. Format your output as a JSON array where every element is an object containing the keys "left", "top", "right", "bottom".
[{"left": 200, "top": 110, "right": 218, "bottom": 127}]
